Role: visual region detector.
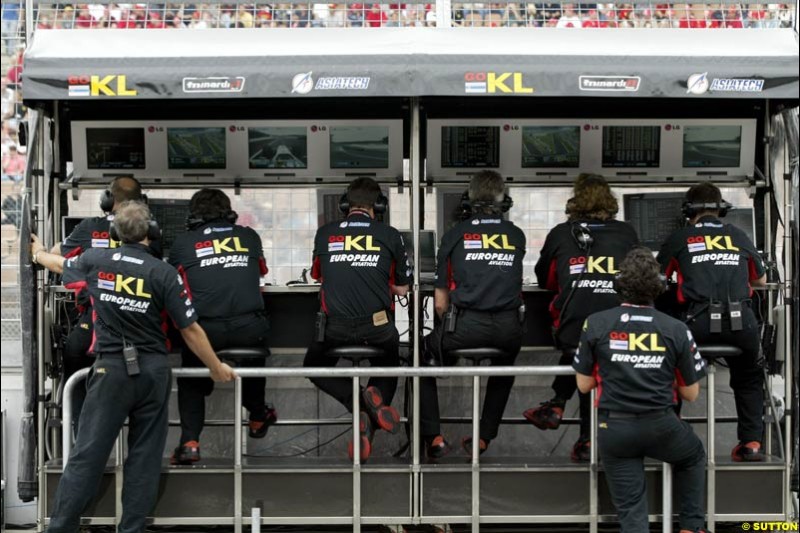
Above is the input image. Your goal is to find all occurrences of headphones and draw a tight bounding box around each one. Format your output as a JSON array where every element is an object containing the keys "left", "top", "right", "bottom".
[
  {"left": 459, "top": 190, "right": 514, "bottom": 218},
  {"left": 339, "top": 189, "right": 388, "bottom": 215},
  {"left": 109, "top": 214, "right": 161, "bottom": 244},
  {"left": 100, "top": 178, "right": 147, "bottom": 213},
  {"left": 681, "top": 199, "right": 733, "bottom": 219},
  {"left": 570, "top": 222, "right": 594, "bottom": 252},
  {"left": 185, "top": 210, "right": 239, "bottom": 231}
]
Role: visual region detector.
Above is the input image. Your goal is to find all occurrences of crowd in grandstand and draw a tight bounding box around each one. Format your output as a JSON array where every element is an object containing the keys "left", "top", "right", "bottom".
[{"left": 0, "top": 1, "right": 795, "bottom": 31}]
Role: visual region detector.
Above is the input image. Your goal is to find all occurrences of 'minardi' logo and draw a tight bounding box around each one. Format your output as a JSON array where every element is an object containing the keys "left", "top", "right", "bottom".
[
  {"left": 579, "top": 76, "right": 641, "bottom": 92},
  {"left": 182, "top": 77, "right": 246, "bottom": 94}
]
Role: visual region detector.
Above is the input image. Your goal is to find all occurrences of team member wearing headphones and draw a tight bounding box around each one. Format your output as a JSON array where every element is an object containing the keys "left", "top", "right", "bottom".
[
  {"left": 658, "top": 182, "right": 767, "bottom": 461},
  {"left": 31, "top": 201, "right": 236, "bottom": 533},
  {"left": 523, "top": 174, "right": 638, "bottom": 462},
  {"left": 419, "top": 170, "right": 526, "bottom": 458},
  {"left": 303, "top": 177, "right": 410, "bottom": 461},
  {"left": 575, "top": 248, "right": 708, "bottom": 533},
  {"left": 168, "top": 189, "right": 276, "bottom": 464},
  {"left": 52, "top": 176, "right": 161, "bottom": 428}
]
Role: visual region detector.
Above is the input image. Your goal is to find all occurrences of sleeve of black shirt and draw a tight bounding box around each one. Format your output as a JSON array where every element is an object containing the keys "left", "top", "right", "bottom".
[
  {"left": 61, "top": 248, "right": 95, "bottom": 288},
  {"left": 535, "top": 228, "right": 559, "bottom": 291},
  {"left": 573, "top": 318, "right": 597, "bottom": 376},
  {"left": 61, "top": 219, "right": 91, "bottom": 258},
  {"left": 310, "top": 228, "right": 324, "bottom": 281},
  {"left": 162, "top": 266, "right": 199, "bottom": 330},
  {"left": 673, "top": 324, "right": 706, "bottom": 386},
  {"left": 656, "top": 232, "right": 680, "bottom": 274},
  {"left": 733, "top": 227, "right": 766, "bottom": 281},
  {"left": 434, "top": 229, "right": 457, "bottom": 289},
  {"left": 391, "top": 229, "right": 411, "bottom": 286}
]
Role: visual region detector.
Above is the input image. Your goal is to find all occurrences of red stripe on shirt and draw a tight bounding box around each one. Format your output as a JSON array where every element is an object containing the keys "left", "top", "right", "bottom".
[
  {"left": 63, "top": 246, "right": 83, "bottom": 259},
  {"left": 666, "top": 258, "right": 686, "bottom": 304},
  {"left": 259, "top": 257, "right": 269, "bottom": 276},
  {"left": 545, "top": 258, "right": 559, "bottom": 292}
]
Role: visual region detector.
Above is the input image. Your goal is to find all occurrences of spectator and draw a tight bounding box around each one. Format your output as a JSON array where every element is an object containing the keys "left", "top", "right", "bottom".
[
  {"left": 1, "top": 0, "right": 20, "bottom": 53},
  {"left": 556, "top": 3, "right": 581, "bottom": 26},
  {"left": 7, "top": 49, "right": 23, "bottom": 90},
  {"left": 365, "top": 3, "right": 386, "bottom": 26},
  {"left": 2, "top": 145, "right": 26, "bottom": 182}
]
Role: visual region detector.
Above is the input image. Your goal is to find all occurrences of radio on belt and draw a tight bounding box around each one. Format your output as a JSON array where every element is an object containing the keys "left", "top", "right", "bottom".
[
  {"left": 123, "top": 342, "right": 141, "bottom": 376},
  {"left": 709, "top": 301, "right": 724, "bottom": 334},
  {"left": 729, "top": 300, "right": 743, "bottom": 331}
]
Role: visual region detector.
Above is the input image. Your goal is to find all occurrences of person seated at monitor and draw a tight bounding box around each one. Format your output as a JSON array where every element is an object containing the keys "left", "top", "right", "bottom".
[
  {"left": 52, "top": 176, "right": 161, "bottom": 429},
  {"left": 303, "top": 177, "right": 410, "bottom": 461},
  {"left": 168, "top": 189, "right": 276, "bottom": 465},
  {"left": 522, "top": 174, "right": 638, "bottom": 462},
  {"left": 419, "top": 170, "right": 526, "bottom": 458}
]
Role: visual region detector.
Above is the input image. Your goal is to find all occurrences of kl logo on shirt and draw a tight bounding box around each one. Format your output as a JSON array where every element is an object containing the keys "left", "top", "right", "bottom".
[
  {"left": 609, "top": 331, "right": 666, "bottom": 352},
  {"left": 91, "top": 231, "right": 119, "bottom": 249},
  {"left": 686, "top": 235, "right": 739, "bottom": 253},
  {"left": 568, "top": 256, "right": 619, "bottom": 275},
  {"left": 195, "top": 237, "right": 250, "bottom": 258},
  {"left": 97, "top": 271, "right": 152, "bottom": 298},
  {"left": 328, "top": 235, "right": 381, "bottom": 252},
  {"left": 463, "top": 233, "right": 516, "bottom": 250}
]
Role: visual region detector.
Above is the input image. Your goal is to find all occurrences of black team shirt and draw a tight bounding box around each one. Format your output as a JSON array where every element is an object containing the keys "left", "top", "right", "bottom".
[
  {"left": 61, "top": 243, "right": 197, "bottom": 355},
  {"left": 61, "top": 214, "right": 162, "bottom": 258},
  {"left": 573, "top": 305, "right": 706, "bottom": 412},
  {"left": 435, "top": 214, "right": 526, "bottom": 312},
  {"left": 535, "top": 218, "right": 639, "bottom": 349},
  {"left": 169, "top": 221, "right": 268, "bottom": 320},
  {"left": 311, "top": 211, "right": 410, "bottom": 318},
  {"left": 657, "top": 215, "right": 765, "bottom": 305}
]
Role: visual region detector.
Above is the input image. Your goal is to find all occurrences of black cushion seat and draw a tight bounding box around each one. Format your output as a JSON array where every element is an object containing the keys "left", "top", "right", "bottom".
[
  {"left": 446, "top": 347, "right": 508, "bottom": 364},
  {"left": 698, "top": 344, "right": 743, "bottom": 360},
  {"left": 327, "top": 345, "right": 386, "bottom": 364},
  {"left": 217, "top": 347, "right": 271, "bottom": 362}
]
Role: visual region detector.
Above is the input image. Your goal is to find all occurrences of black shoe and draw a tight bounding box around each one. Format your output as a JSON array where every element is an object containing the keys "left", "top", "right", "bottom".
[
  {"left": 425, "top": 435, "right": 449, "bottom": 460},
  {"left": 362, "top": 385, "right": 401, "bottom": 434},
  {"left": 171, "top": 440, "right": 200, "bottom": 465},
  {"left": 248, "top": 404, "right": 278, "bottom": 439},
  {"left": 461, "top": 436, "right": 489, "bottom": 456},
  {"left": 731, "top": 441, "right": 765, "bottom": 462},
  {"left": 571, "top": 437, "right": 591, "bottom": 463},
  {"left": 348, "top": 411, "right": 374, "bottom": 462},
  {"left": 523, "top": 399, "right": 566, "bottom": 430}
]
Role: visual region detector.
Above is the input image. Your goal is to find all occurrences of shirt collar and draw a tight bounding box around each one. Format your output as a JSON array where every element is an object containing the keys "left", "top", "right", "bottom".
[
  {"left": 347, "top": 209, "right": 372, "bottom": 220},
  {"left": 621, "top": 302, "right": 654, "bottom": 309}
]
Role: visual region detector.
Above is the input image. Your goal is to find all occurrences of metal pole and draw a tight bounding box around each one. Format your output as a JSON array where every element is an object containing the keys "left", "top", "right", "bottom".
[
  {"left": 409, "top": 95, "right": 423, "bottom": 525},
  {"left": 34, "top": 113, "right": 46, "bottom": 533},
  {"left": 61, "top": 368, "right": 90, "bottom": 466},
  {"left": 589, "top": 389, "right": 598, "bottom": 533},
  {"left": 352, "top": 376, "right": 361, "bottom": 533},
  {"left": 435, "top": 0, "right": 452, "bottom": 26},
  {"left": 471, "top": 373, "right": 480, "bottom": 532},
  {"left": 662, "top": 463, "right": 673, "bottom": 533},
  {"left": 234, "top": 377, "right": 243, "bottom": 533},
  {"left": 707, "top": 365, "right": 716, "bottom": 531},
  {"left": 763, "top": 106, "right": 774, "bottom": 458},
  {"left": 781, "top": 132, "right": 794, "bottom": 520}
]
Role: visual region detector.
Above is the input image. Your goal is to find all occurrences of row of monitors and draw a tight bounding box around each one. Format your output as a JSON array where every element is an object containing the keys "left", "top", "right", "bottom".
[{"left": 71, "top": 118, "right": 757, "bottom": 181}]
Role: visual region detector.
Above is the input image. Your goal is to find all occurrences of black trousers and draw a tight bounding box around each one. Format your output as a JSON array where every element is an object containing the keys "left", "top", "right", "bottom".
[
  {"left": 420, "top": 309, "right": 522, "bottom": 441},
  {"left": 48, "top": 354, "right": 172, "bottom": 533},
  {"left": 303, "top": 316, "right": 400, "bottom": 411},
  {"left": 551, "top": 347, "right": 591, "bottom": 439},
  {"left": 178, "top": 313, "right": 270, "bottom": 443},
  {"left": 598, "top": 409, "right": 706, "bottom": 533},
  {"left": 63, "top": 307, "right": 95, "bottom": 431},
  {"left": 689, "top": 308, "right": 763, "bottom": 443}
]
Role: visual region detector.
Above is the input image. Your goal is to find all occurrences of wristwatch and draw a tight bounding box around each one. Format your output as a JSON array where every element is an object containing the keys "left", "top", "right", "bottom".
[{"left": 32, "top": 250, "right": 40, "bottom": 264}]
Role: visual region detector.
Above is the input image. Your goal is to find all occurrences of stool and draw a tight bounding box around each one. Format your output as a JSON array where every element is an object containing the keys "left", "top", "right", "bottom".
[
  {"left": 697, "top": 343, "right": 742, "bottom": 533},
  {"left": 445, "top": 347, "right": 508, "bottom": 366},
  {"left": 326, "top": 345, "right": 386, "bottom": 366},
  {"left": 217, "top": 347, "right": 271, "bottom": 364}
]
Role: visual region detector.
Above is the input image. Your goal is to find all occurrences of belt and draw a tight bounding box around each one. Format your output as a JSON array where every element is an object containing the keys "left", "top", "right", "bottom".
[
  {"left": 599, "top": 407, "right": 672, "bottom": 419},
  {"left": 95, "top": 352, "right": 166, "bottom": 359}
]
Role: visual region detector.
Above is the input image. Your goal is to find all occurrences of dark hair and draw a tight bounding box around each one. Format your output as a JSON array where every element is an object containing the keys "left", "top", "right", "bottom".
[
  {"left": 110, "top": 176, "right": 143, "bottom": 204},
  {"left": 468, "top": 170, "right": 505, "bottom": 214},
  {"left": 616, "top": 247, "right": 665, "bottom": 305},
  {"left": 114, "top": 201, "right": 151, "bottom": 243},
  {"left": 190, "top": 188, "right": 232, "bottom": 221},
  {"left": 686, "top": 182, "right": 723, "bottom": 215},
  {"left": 347, "top": 177, "right": 381, "bottom": 209},
  {"left": 566, "top": 174, "right": 618, "bottom": 221}
]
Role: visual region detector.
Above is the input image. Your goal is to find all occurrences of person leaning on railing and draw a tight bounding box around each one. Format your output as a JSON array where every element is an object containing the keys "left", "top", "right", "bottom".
[{"left": 31, "top": 200, "right": 236, "bottom": 533}]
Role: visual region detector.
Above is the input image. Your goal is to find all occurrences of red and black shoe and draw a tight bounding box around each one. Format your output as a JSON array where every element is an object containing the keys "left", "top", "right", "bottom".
[
  {"left": 424, "top": 435, "right": 450, "bottom": 460},
  {"left": 731, "top": 441, "right": 765, "bottom": 462},
  {"left": 248, "top": 404, "right": 279, "bottom": 439},
  {"left": 461, "top": 436, "right": 489, "bottom": 456},
  {"left": 571, "top": 437, "right": 591, "bottom": 463},
  {"left": 362, "top": 385, "right": 401, "bottom": 435},
  {"left": 523, "top": 399, "right": 565, "bottom": 431},
  {"left": 347, "top": 411, "right": 374, "bottom": 462},
  {"left": 170, "top": 440, "right": 200, "bottom": 465}
]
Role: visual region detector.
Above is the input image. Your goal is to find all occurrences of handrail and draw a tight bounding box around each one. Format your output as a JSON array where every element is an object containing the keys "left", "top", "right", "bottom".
[{"left": 62, "top": 364, "right": 575, "bottom": 466}]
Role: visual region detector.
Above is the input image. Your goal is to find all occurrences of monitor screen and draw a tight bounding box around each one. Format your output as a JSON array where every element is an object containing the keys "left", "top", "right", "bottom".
[
  {"left": 399, "top": 230, "right": 437, "bottom": 274},
  {"left": 167, "top": 127, "right": 227, "bottom": 170},
  {"left": 248, "top": 127, "right": 308, "bottom": 169},
  {"left": 521, "top": 126, "right": 580, "bottom": 168},
  {"left": 329, "top": 126, "right": 390, "bottom": 169},
  {"left": 725, "top": 207, "right": 755, "bottom": 245},
  {"left": 682, "top": 125, "right": 742, "bottom": 168},
  {"left": 623, "top": 192, "right": 686, "bottom": 251},
  {"left": 441, "top": 126, "right": 500, "bottom": 168},
  {"left": 147, "top": 199, "right": 192, "bottom": 257},
  {"left": 602, "top": 126, "right": 661, "bottom": 168},
  {"left": 86, "top": 128, "right": 146, "bottom": 170}
]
